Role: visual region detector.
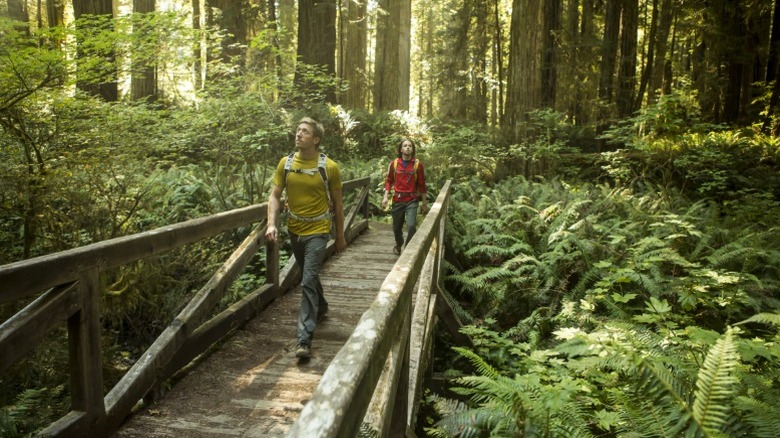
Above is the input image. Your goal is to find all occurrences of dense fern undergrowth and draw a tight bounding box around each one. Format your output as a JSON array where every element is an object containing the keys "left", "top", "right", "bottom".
[{"left": 2, "top": 87, "right": 780, "bottom": 436}]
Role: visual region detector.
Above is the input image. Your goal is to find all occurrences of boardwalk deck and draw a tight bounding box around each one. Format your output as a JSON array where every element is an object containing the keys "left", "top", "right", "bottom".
[{"left": 113, "top": 222, "right": 398, "bottom": 437}]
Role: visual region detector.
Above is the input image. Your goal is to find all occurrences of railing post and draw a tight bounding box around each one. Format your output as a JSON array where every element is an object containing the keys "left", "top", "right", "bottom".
[{"left": 69, "top": 267, "right": 106, "bottom": 426}]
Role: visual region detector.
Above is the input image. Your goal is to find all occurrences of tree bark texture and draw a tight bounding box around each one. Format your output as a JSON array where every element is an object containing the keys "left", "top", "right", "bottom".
[
  {"left": 340, "top": 0, "right": 368, "bottom": 108},
  {"left": 73, "top": 0, "right": 118, "bottom": 101},
  {"left": 505, "top": 0, "right": 543, "bottom": 132},
  {"left": 598, "top": 0, "right": 620, "bottom": 102},
  {"left": 131, "top": 0, "right": 157, "bottom": 101},
  {"left": 296, "top": 0, "right": 337, "bottom": 101},
  {"left": 617, "top": 0, "right": 638, "bottom": 118},
  {"left": 373, "top": 0, "right": 411, "bottom": 111},
  {"left": 541, "top": 0, "right": 560, "bottom": 109}
]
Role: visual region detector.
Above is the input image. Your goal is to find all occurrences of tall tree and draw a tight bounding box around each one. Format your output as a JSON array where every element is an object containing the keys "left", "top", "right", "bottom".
[
  {"left": 541, "top": 0, "right": 560, "bottom": 108},
  {"left": 339, "top": 0, "right": 368, "bottom": 108},
  {"left": 73, "top": 0, "right": 118, "bottom": 101},
  {"left": 373, "top": 0, "right": 411, "bottom": 111},
  {"left": 207, "top": 0, "right": 248, "bottom": 66},
  {"left": 438, "top": 0, "right": 471, "bottom": 119},
  {"left": 616, "top": 0, "right": 638, "bottom": 117},
  {"left": 649, "top": 0, "right": 673, "bottom": 102},
  {"left": 598, "top": 0, "right": 620, "bottom": 103},
  {"left": 46, "top": 0, "right": 66, "bottom": 28},
  {"left": 505, "top": 0, "right": 543, "bottom": 133},
  {"left": 766, "top": 0, "right": 780, "bottom": 82},
  {"left": 131, "top": 0, "right": 157, "bottom": 101},
  {"left": 7, "top": 0, "right": 29, "bottom": 29},
  {"left": 296, "top": 0, "right": 337, "bottom": 102},
  {"left": 472, "top": 0, "right": 489, "bottom": 122}
]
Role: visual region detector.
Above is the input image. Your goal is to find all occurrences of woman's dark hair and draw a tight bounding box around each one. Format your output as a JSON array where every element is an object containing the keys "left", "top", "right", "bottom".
[{"left": 396, "top": 138, "right": 416, "bottom": 158}]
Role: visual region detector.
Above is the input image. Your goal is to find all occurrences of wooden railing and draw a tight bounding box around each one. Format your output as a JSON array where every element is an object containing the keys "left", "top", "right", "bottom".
[
  {"left": 288, "top": 180, "right": 454, "bottom": 437},
  {"left": 0, "top": 177, "right": 371, "bottom": 438}
]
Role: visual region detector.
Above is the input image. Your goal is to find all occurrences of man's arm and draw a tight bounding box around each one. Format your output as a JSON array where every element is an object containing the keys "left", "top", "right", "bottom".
[
  {"left": 331, "top": 188, "right": 347, "bottom": 252},
  {"left": 265, "top": 184, "right": 284, "bottom": 243}
]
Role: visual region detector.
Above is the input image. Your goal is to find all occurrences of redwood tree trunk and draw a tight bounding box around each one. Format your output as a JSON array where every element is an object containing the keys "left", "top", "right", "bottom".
[
  {"left": 296, "top": 0, "right": 337, "bottom": 102},
  {"left": 373, "top": 0, "right": 411, "bottom": 111},
  {"left": 72, "top": 0, "right": 118, "bottom": 101},
  {"left": 131, "top": 0, "right": 157, "bottom": 101}
]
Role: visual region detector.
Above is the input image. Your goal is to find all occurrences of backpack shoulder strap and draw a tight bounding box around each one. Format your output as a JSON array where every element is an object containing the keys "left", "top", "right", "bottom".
[
  {"left": 318, "top": 153, "right": 331, "bottom": 205},
  {"left": 283, "top": 152, "right": 296, "bottom": 185}
]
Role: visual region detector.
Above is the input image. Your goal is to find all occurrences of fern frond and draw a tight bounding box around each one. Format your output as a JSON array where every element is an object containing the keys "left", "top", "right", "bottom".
[
  {"left": 693, "top": 327, "right": 740, "bottom": 434},
  {"left": 735, "top": 312, "right": 780, "bottom": 328},
  {"left": 452, "top": 347, "right": 501, "bottom": 380},
  {"left": 732, "top": 396, "right": 780, "bottom": 438}
]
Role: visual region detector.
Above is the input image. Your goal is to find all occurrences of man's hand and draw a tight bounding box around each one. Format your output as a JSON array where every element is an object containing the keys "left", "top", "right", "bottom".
[
  {"left": 421, "top": 204, "right": 429, "bottom": 214},
  {"left": 265, "top": 224, "right": 279, "bottom": 243},
  {"left": 381, "top": 195, "right": 389, "bottom": 210},
  {"left": 335, "top": 236, "right": 347, "bottom": 252}
]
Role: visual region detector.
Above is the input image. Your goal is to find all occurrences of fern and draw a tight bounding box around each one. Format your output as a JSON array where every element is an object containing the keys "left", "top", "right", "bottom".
[{"left": 692, "top": 328, "right": 740, "bottom": 434}]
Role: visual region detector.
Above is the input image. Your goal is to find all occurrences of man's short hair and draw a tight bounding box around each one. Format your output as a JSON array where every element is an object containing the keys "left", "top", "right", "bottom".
[{"left": 298, "top": 117, "right": 325, "bottom": 142}]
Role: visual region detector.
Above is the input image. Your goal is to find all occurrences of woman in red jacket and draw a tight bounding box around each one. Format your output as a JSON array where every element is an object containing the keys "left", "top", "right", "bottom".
[{"left": 381, "top": 139, "right": 428, "bottom": 255}]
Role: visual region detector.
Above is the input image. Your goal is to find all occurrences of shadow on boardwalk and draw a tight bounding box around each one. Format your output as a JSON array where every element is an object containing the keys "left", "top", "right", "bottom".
[{"left": 114, "top": 222, "right": 397, "bottom": 437}]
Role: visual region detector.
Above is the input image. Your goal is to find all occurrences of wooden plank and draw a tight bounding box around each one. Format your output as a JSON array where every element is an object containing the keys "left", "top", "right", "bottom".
[
  {"left": 407, "top": 244, "right": 437, "bottom": 426},
  {"left": 434, "top": 285, "right": 473, "bottom": 348},
  {"left": 0, "top": 282, "right": 78, "bottom": 372},
  {"left": 38, "top": 410, "right": 88, "bottom": 438},
  {"left": 68, "top": 268, "right": 106, "bottom": 420},
  {"left": 287, "top": 182, "right": 451, "bottom": 437},
  {"left": 0, "top": 204, "right": 268, "bottom": 303},
  {"left": 363, "top": 303, "right": 411, "bottom": 436},
  {"left": 102, "top": 223, "right": 267, "bottom": 429}
]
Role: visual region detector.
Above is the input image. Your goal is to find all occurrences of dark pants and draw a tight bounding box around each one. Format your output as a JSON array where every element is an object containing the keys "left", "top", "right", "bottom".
[
  {"left": 289, "top": 232, "right": 329, "bottom": 346},
  {"left": 391, "top": 200, "right": 419, "bottom": 247}
]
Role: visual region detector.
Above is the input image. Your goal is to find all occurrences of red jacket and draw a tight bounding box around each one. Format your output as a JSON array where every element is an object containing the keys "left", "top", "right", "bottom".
[{"left": 385, "top": 158, "right": 427, "bottom": 203}]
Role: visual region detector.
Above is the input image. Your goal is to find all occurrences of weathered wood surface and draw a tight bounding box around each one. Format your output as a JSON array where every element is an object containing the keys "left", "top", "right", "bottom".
[{"left": 113, "top": 222, "right": 399, "bottom": 438}]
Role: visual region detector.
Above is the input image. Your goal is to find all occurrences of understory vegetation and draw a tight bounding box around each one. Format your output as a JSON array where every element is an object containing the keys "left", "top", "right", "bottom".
[{"left": 2, "top": 47, "right": 780, "bottom": 438}]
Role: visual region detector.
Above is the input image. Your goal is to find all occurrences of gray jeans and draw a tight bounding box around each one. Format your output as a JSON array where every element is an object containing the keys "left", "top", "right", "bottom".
[
  {"left": 391, "top": 200, "right": 419, "bottom": 247},
  {"left": 289, "top": 232, "right": 329, "bottom": 346}
]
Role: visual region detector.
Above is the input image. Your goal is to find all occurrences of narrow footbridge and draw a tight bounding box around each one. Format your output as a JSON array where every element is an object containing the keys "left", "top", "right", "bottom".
[{"left": 0, "top": 178, "right": 465, "bottom": 437}]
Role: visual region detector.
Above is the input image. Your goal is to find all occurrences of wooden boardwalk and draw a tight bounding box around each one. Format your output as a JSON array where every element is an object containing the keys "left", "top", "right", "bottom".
[{"left": 113, "top": 222, "right": 398, "bottom": 437}]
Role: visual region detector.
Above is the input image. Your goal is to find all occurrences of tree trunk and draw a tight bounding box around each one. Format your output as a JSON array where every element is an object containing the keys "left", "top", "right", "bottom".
[
  {"left": 46, "top": 0, "right": 65, "bottom": 28},
  {"left": 131, "top": 0, "right": 157, "bottom": 101},
  {"left": 73, "top": 0, "right": 118, "bottom": 101},
  {"left": 598, "top": 0, "right": 620, "bottom": 103},
  {"left": 767, "top": 0, "right": 780, "bottom": 82},
  {"left": 493, "top": 0, "right": 505, "bottom": 125},
  {"left": 206, "top": 0, "right": 248, "bottom": 67},
  {"left": 723, "top": 0, "right": 745, "bottom": 123},
  {"left": 649, "top": 0, "right": 673, "bottom": 101},
  {"left": 296, "top": 0, "right": 337, "bottom": 102},
  {"left": 541, "top": 0, "right": 560, "bottom": 109},
  {"left": 439, "top": 0, "right": 470, "bottom": 119},
  {"left": 635, "top": 0, "right": 658, "bottom": 109},
  {"left": 6, "top": 0, "right": 28, "bottom": 25},
  {"left": 616, "top": 0, "right": 638, "bottom": 118},
  {"left": 339, "top": 0, "right": 367, "bottom": 108},
  {"left": 473, "top": 0, "right": 489, "bottom": 122},
  {"left": 505, "top": 0, "right": 543, "bottom": 133},
  {"left": 373, "top": 0, "right": 411, "bottom": 111}
]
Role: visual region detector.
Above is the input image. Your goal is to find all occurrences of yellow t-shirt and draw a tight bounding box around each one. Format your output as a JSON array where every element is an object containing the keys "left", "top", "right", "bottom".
[{"left": 272, "top": 152, "right": 343, "bottom": 236}]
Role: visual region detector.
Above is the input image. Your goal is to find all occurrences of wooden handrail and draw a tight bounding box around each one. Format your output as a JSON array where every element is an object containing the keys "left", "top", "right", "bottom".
[
  {"left": 287, "top": 180, "right": 453, "bottom": 437},
  {"left": 0, "top": 177, "right": 372, "bottom": 438}
]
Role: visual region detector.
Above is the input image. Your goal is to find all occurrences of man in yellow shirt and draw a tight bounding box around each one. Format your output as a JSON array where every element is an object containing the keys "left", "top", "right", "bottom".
[{"left": 265, "top": 117, "right": 346, "bottom": 360}]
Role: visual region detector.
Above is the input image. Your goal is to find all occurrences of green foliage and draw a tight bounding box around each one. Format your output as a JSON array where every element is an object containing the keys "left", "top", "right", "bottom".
[{"left": 438, "top": 170, "right": 780, "bottom": 435}]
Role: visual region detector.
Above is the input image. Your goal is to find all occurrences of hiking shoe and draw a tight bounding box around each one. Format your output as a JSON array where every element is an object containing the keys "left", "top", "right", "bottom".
[
  {"left": 393, "top": 245, "right": 401, "bottom": 255},
  {"left": 295, "top": 343, "right": 311, "bottom": 359}
]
